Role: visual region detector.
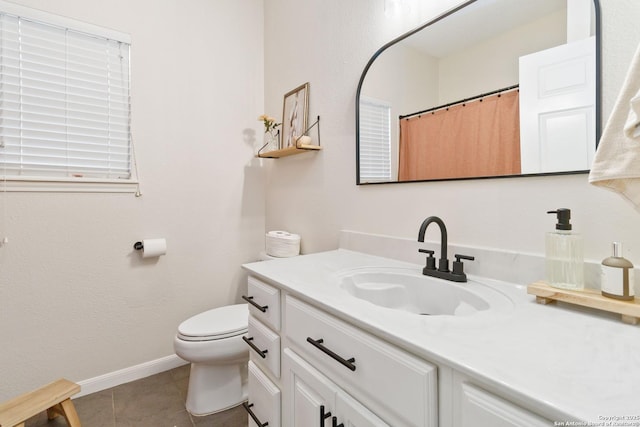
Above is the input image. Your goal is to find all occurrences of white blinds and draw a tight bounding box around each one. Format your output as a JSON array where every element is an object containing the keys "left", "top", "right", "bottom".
[
  {"left": 0, "top": 11, "right": 131, "bottom": 180},
  {"left": 359, "top": 97, "right": 391, "bottom": 183}
]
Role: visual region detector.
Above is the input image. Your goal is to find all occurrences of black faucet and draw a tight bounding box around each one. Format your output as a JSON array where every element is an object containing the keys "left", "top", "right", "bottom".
[{"left": 417, "top": 216, "right": 474, "bottom": 282}]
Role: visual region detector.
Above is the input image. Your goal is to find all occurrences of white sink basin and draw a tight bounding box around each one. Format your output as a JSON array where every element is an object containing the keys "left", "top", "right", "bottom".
[{"left": 338, "top": 268, "right": 513, "bottom": 316}]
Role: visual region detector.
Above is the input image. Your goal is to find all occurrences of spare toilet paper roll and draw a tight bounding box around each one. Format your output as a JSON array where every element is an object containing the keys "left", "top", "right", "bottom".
[
  {"left": 265, "top": 231, "right": 300, "bottom": 258},
  {"left": 258, "top": 251, "right": 278, "bottom": 261},
  {"left": 297, "top": 135, "right": 312, "bottom": 146},
  {"left": 141, "top": 238, "right": 167, "bottom": 258}
]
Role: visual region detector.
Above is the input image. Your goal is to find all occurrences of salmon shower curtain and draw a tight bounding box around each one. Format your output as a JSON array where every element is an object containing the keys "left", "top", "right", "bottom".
[{"left": 398, "top": 90, "right": 521, "bottom": 181}]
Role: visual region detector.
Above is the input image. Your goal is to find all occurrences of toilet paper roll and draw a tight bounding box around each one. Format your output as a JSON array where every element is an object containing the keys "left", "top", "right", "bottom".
[
  {"left": 265, "top": 231, "right": 300, "bottom": 257},
  {"left": 258, "top": 251, "right": 278, "bottom": 261},
  {"left": 141, "top": 238, "right": 167, "bottom": 258},
  {"left": 297, "top": 135, "right": 312, "bottom": 146}
]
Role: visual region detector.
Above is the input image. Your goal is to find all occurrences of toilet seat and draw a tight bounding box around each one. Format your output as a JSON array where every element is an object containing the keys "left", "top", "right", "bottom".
[{"left": 177, "top": 304, "right": 248, "bottom": 342}]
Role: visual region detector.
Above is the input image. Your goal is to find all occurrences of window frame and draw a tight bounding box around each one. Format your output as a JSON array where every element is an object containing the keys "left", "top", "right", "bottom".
[{"left": 0, "top": 1, "right": 136, "bottom": 193}]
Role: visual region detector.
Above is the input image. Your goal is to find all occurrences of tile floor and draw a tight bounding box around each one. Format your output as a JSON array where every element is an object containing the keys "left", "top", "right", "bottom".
[{"left": 25, "top": 365, "right": 248, "bottom": 427}]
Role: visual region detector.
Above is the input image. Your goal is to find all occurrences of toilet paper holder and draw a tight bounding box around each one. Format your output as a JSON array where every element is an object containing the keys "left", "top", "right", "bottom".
[{"left": 133, "top": 238, "right": 167, "bottom": 258}]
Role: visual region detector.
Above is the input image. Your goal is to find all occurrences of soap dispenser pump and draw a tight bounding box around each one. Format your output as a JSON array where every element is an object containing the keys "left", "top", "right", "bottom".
[{"left": 545, "top": 208, "right": 584, "bottom": 290}]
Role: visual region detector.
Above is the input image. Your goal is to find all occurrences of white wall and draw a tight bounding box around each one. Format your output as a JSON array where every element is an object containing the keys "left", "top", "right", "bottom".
[
  {"left": 439, "top": 9, "right": 567, "bottom": 103},
  {"left": 264, "top": 1, "right": 640, "bottom": 270},
  {"left": 0, "top": 0, "right": 265, "bottom": 400},
  {"left": 362, "top": 44, "right": 439, "bottom": 117}
]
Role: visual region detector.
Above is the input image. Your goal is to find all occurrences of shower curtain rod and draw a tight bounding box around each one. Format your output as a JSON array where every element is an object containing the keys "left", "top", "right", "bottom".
[{"left": 399, "top": 84, "right": 519, "bottom": 120}]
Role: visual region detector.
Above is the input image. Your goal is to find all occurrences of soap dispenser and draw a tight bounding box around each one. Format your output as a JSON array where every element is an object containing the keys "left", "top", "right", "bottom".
[
  {"left": 601, "top": 242, "right": 635, "bottom": 301},
  {"left": 545, "top": 209, "right": 584, "bottom": 290}
]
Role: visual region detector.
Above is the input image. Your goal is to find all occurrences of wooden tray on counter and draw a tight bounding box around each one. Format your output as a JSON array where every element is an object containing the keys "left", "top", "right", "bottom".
[{"left": 527, "top": 281, "right": 640, "bottom": 325}]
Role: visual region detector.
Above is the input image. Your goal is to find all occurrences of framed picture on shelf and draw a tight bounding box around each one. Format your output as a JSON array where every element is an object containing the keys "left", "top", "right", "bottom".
[{"left": 281, "top": 82, "right": 309, "bottom": 148}]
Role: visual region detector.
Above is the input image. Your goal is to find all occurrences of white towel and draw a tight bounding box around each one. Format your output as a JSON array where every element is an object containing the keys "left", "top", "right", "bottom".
[{"left": 589, "top": 41, "right": 640, "bottom": 211}]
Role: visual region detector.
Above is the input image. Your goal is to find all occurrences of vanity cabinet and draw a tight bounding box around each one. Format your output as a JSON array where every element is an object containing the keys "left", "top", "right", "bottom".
[
  {"left": 244, "top": 275, "right": 436, "bottom": 426},
  {"left": 243, "top": 274, "right": 553, "bottom": 427}
]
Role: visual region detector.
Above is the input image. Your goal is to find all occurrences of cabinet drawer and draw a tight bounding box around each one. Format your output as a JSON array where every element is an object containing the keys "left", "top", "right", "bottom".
[
  {"left": 246, "top": 315, "right": 281, "bottom": 378},
  {"left": 456, "top": 382, "right": 551, "bottom": 427},
  {"left": 245, "top": 276, "right": 281, "bottom": 331},
  {"left": 247, "top": 361, "right": 281, "bottom": 427},
  {"left": 285, "top": 296, "right": 437, "bottom": 427}
]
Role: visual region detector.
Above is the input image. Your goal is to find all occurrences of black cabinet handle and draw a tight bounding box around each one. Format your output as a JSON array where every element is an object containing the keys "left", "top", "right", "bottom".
[
  {"left": 320, "top": 405, "right": 332, "bottom": 426},
  {"left": 332, "top": 416, "right": 344, "bottom": 427},
  {"left": 243, "top": 402, "right": 268, "bottom": 426},
  {"left": 242, "top": 336, "right": 268, "bottom": 359},
  {"left": 242, "top": 295, "right": 268, "bottom": 312},
  {"left": 306, "top": 337, "right": 356, "bottom": 371}
]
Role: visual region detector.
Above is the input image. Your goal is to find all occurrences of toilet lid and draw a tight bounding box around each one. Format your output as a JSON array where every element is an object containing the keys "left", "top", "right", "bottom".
[{"left": 178, "top": 304, "right": 248, "bottom": 341}]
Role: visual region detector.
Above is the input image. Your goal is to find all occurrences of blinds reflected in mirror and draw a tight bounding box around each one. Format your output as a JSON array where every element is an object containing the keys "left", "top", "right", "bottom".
[{"left": 359, "top": 97, "right": 392, "bottom": 183}]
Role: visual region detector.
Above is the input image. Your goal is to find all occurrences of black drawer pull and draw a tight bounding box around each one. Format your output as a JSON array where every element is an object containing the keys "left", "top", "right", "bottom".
[
  {"left": 243, "top": 402, "right": 268, "bottom": 426},
  {"left": 320, "top": 405, "right": 332, "bottom": 427},
  {"left": 306, "top": 337, "right": 356, "bottom": 371},
  {"left": 242, "top": 295, "right": 268, "bottom": 312},
  {"left": 242, "top": 336, "right": 268, "bottom": 359}
]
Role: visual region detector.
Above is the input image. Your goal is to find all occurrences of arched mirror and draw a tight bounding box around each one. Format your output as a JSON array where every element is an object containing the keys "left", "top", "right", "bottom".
[{"left": 356, "top": 0, "right": 600, "bottom": 184}]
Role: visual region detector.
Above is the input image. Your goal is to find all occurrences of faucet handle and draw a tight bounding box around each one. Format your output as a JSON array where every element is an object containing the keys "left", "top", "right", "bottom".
[
  {"left": 453, "top": 254, "right": 475, "bottom": 278},
  {"left": 419, "top": 249, "right": 436, "bottom": 270}
]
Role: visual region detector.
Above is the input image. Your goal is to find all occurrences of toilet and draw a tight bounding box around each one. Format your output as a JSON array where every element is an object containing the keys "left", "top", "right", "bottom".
[{"left": 173, "top": 303, "right": 249, "bottom": 416}]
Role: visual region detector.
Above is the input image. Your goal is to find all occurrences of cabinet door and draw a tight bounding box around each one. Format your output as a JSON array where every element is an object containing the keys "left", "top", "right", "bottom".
[
  {"left": 336, "top": 390, "right": 390, "bottom": 427},
  {"left": 455, "top": 381, "right": 550, "bottom": 427},
  {"left": 284, "top": 348, "right": 390, "bottom": 427},
  {"left": 283, "top": 348, "right": 337, "bottom": 427}
]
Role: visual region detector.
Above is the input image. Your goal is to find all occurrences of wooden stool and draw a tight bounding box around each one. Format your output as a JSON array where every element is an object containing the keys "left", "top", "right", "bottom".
[{"left": 0, "top": 379, "right": 81, "bottom": 427}]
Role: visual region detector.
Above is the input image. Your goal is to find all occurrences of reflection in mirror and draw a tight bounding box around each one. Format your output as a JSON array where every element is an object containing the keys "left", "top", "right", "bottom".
[{"left": 356, "top": 0, "right": 600, "bottom": 184}]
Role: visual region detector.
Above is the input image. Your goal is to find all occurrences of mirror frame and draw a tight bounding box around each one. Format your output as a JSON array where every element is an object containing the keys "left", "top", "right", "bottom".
[{"left": 355, "top": 0, "right": 601, "bottom": 185}]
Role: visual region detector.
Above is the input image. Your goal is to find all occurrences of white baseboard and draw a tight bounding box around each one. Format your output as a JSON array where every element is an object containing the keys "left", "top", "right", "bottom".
[{"left": 76, "top": 354, "right": 188, "bottom": 398}]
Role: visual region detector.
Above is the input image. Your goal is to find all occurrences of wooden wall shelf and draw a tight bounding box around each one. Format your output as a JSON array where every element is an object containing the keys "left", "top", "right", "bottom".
[
  {"left": 257, "top": 144, "right": 322, "bottom": 159},
  {"left": 257, "top": 115, "right": 322, "bottom": 159},
  {"left": 527, "top": 281, "right": 640, "bottom": 325}
]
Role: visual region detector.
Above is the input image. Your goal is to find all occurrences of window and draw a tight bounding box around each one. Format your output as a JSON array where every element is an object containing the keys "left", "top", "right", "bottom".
[
  {"left": 359, "top": 97, "right": 391, "bottom": 183},
  {"left": 0, "top": 2, "right": 133, "bottom": 191}
]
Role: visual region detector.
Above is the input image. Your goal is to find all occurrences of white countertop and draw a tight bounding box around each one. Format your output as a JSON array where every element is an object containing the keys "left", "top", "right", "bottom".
[{"left": 243, "top": 249, "right": 640, "bottom": 423}]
